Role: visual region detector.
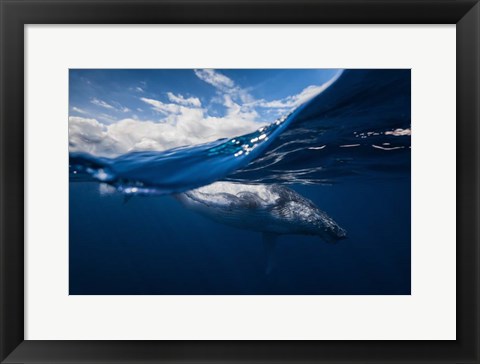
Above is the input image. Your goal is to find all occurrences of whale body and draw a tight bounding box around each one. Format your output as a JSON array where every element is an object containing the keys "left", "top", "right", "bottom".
[
  {"left": 177, "top": 182, "right": 347, "bottom": 243},
  {"left": 177, "top": 182, "right": 346, "bottom": 273}
]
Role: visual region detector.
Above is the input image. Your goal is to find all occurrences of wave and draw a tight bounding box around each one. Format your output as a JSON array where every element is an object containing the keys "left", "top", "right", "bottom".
[{"left": 70, "top": 69, "right": 411, "bottom": 194}]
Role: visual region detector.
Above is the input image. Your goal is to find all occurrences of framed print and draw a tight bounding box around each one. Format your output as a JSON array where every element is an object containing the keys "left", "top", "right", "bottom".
[{"left": 1, "top": 0, "right": 479, "bottom": 363}]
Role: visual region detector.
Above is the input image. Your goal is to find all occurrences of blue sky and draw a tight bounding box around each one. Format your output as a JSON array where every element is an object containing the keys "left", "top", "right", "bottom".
[{"left": 69, "top": 69, "right": 341, "bottom": 156}]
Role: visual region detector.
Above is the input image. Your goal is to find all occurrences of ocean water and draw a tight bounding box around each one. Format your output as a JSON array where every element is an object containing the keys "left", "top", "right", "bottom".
[{"left": 69, "top": 69, "right": 411, "bottom": 295}]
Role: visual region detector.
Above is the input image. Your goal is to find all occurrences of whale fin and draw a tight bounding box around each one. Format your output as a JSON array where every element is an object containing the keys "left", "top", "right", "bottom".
[{"left": 262, "top": 232, "right": 278, "bottom": 275}]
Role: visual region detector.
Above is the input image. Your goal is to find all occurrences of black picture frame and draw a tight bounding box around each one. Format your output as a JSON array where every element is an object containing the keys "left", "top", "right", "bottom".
[{"left": 1, "top": 0, "right": 479, "bottom": 363}]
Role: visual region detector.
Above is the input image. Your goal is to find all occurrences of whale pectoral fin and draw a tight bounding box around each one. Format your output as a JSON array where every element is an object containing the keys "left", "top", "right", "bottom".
[{"left": 262, "top": 232, "right": 278, "bottom": 275}]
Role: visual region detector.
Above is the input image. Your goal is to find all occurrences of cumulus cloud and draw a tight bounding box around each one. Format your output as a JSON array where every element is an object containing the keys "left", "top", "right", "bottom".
[
  {"left": 222, "top": 95, "right": 259, "bottom": 122},
  {"left": 71, "top": 70, "right": 341, "bottom": 157},
  {"left": 97, "top": 113, "right": 117, "bottom": 124},
  {"left": 69, "top": 115, "right": 264, "bottom": 157},
  {"left": 140, "top": 97, "right": 204, "bottom": 126},
  {"left": 71, "top": 71, "right": 266, "bottom": 157},
  {"left": 69, "top": 116, "right": 124, "bottom": 156}
]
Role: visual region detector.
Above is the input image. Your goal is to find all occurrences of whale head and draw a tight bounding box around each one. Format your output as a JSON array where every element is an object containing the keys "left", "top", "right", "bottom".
[
  {"left": 274, "top": 194, "right": 347, "bottom": 244},
  {"left": 264, "top": 185, "right": 347, "bottom": 243},
  {"left": 310, "top": 211, "right": 348, "bottom": 243}
]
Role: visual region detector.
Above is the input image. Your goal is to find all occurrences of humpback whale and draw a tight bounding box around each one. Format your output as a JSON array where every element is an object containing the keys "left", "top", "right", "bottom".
[
  {"left": 176, "top": 182, "right": 347, "bottom": 273},
  {"left": 100, "top": 181, "right": 347, "bottom": 273}
]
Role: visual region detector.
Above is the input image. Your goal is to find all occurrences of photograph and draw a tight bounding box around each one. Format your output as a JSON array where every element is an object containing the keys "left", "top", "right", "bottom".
[{"left": 68, "top": 68, "right": 411, "bottom": 295}]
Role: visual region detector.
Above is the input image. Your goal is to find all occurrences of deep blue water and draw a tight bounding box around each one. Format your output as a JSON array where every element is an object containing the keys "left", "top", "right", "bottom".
[{"left": 69, "top": 69, "right": 411, "bottom": 295}]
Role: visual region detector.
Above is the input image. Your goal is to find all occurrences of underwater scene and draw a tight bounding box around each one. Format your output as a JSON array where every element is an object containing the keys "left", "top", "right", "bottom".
[{"left": 69, "top": 69, "right": 411, "bottom": 295}]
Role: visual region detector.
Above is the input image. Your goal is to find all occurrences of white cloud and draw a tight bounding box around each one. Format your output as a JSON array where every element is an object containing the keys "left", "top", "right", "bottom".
[
  {"left": 130, "top": 86, "right": 145, "bottom": 93},
  {"left": 91, "top": 98, "right": 132, "bottom": 115},
  {"left": 72, "top": 73, "right": 264, "bottom": 157},
  {"left": 97, "top": 113, "right": 117, "bottom": 124},
  {"left": 193, "top": 69, "right": 261, "bottom": 123},
  {"left": 91, "top": 98, "right": 115, "bottom": 110},
  {"left": 166, "top": 92, "right": 201, "bottom": 107},
  {"left": 256, "top": 85, "right": 323, "bottom": 108},
  {"left": 71, "top": 106, "right": 88, "bottom": 115},
  {"left": 140, "top": 93, "right": 258, "bottom": 132},
  {"left": 69, "top": 116, "right": 125, "bottom": 156},
  {"left": 140, "top": 97, "right": 185, "bottom": 115},
  {"left": 223, "top": 95, "right": 259, "bottom": 122},
  {"left": 140, "top": 93, "right": 206, "bottom": 126},
  {"left": 71, "top": 70, "right": 341, "bottom": 158},
  {"left": 141, "top": 83, "right": 259, "bottom": 130},
  {"left": 194, "top": 69, "right": 235, "bottom": 90},
  {"left": 255, "top": 74, "right": 341, "bottom": 110},
  {"left": 69, "top": 115, "right": 264, "bottom": 157},
  {"left": 194, "top": 69, "right": 252, "bottom": 103}
]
